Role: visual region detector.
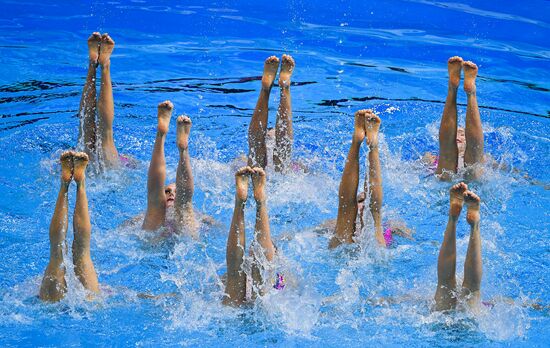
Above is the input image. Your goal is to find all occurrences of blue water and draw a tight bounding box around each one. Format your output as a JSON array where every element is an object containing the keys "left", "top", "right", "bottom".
[{"left": 0, "top": 0, "right": 549, "bottom": 346}]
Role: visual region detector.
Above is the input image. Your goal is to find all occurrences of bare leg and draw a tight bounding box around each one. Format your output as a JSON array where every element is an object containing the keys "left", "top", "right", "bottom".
[
  {"left": 248, "top": 56, "right": 279, "bottom": 169},
  {"left": 97, "top": 34, "right": 119, "bottom": 168},
  {"left": 175, "top": 115, "right": 197, "bottom": 236},
  {"left": 273, "top": 54, "right": 295, "bottom": 172},
  {"left": 142, "top": 101, "right": 173, "bottom": 231},
  {"left": 364, "top": 111, "right": 385, "bottom": 246},
  {"left": 436, "top": 56, "right": 462, "bottom": 180},
  {"left": 434, "top": 182, "right": 468, "bottom": 311},
  {"left": 461, "top": 190, "right": 482, "bottom": 309},
  {"left": 251, "top": 167, "right": 275, "bottom": 260},
  {"left": 463, "top": 61, "right": 484, "bottom": 180},
  {"left": 78, "top": 33, "right": 101, "bottom": 160},
  {"left": 39, "top": 151, "right": 73, "bottom": 302},
  {"left": 329, "top": 110, "right": 367, "bottom": 249},
  {"left": 72, "top": 152, "right": 99, "bottom": 295},
  {"left": 251, "top": 167, "right": 275, "bottom": 294},
  {"left": 223, "top": 167, "right": 252, "bottom": 306}
]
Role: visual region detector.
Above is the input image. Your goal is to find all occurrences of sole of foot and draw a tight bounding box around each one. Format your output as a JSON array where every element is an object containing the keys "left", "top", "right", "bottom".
[
  {"left": 364, "top": 110, "right": 381, "bottom": 148},
  {"left": 251, "top": 167, "right": 266, "bottom": 202},
  {"left": 60, "top": 151, "right": 75, "bottom": 183},
  {"left": 176, "top": 115, "right": 192, "bottom": 150},
  {"left": 235, "top": 166, "right": 253, "bottom": 202},
  {"left": 98, "top": 33, "right": 115, "bottom": 66},
  {"left": 279, "top": 54, "right": 295, "bottom": 88},
  {"left": 352, "top": 109, "right": 369, "bottom": 143},
  {"left": 73, "top": 152, "right": 89, "bottom": 183},
  {"left": 157, "top": 100, "right": 174, "bottom": 134},
  {"left": 463, "top": 61, "right": 478, "bottom": 94},
  {"left": 449, "top": 182, "right": 468, "bottom": 218},
  {"left": 448, "top": 56, "right": 463, "bottom": 88},
  {"left": 464, "top": 190, "right": 481, "bottom": 225},
  {"left": 262, "top": 56, "right": 279, "bottom": 90}
]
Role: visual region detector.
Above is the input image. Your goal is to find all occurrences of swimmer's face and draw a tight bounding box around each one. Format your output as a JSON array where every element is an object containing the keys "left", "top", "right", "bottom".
[
  {"left": 165, "top": 183, "right": 176, "bottom": 208},
  {"left": 457, "top": 128, "right": 466, "bottom": 153}
]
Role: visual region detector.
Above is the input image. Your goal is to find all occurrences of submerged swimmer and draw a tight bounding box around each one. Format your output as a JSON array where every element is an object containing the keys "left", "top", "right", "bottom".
[
  {"left": 434, "top": 182, "right": 482, "bottom": 312},
  {"left": 223, "top": 167, "right": 277, "bottom": 306},
  {"left": 422, "top": 57, "right": 484, "bottom": 181},
  {"left": 328, "top": 110, "right": 411, "bottom": 249},
  {"left": 39, "top": 151, "right": 99, "bottom": 302},
  {"left": 141, "top": 101, "right": 201, "bottom": 237},
  {"left": 78, "top": 33, "right": 132, "bottom": 170},
  {"left": 247, "top": 55, "right": 298, "bottom": 173}
]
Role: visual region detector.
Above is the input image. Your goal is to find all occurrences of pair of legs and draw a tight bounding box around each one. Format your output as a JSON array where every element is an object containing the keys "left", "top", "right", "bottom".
[
  {"left": 248, "top": 55, "right": 295, "bottom": 172},
  {"left": 329, "top": 110, "right": 385, "bottom": 248},
  {"left": 78, "top": 32, "right": 119, "bottom": 169},
  {"left": 142, "top": 101, "right": 196, "bottom": 236},
  {"left": 39, "top": 152, "right": 99, "bottom": 302},
  {"left": 434, "top": 182, "right": 482, "bottom": 311},
  {"left": 224, "top": 167, "right": 275, "bottom": 306},
  {"left": 436, "top": 57, "right": 484, "bottom": 180}
]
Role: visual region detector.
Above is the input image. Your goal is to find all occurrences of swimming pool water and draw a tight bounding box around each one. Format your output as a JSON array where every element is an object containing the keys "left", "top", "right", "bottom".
[{"left": 0, "top": 0, "right": 549, "bottom": 346}]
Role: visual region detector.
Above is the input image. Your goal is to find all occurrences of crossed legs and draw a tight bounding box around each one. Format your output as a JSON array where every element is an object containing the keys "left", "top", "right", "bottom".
[
  {"left": 329, "top": 110, "right": 384, "bottom": 248},
  {"left": 78, "top": 33, "right": 119, "bottom": 169},
  {"left": 248, "top": 55, "right": 295, "bottom": 172},
  {"left": 434, "top": 183, "right": 482, "bottom": 311},
  {"left": 224, "top": 167, "right": 274, "bottom": 306},
  {"left": 39, "top": 151, "right": 99, "bottom": 302},
  {"left": 436, "top": 57, "right": 483, "bottom": 180}
]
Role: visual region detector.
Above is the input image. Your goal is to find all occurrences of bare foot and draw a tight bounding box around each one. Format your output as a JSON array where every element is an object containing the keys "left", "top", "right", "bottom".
[
  {"left": 261, "top": 56, "right": 279, "bottom": 90},
  {"left": 463, "top": 61, "right": 478, "bottom": 94},
  {"left": 157, "top": 101, "right": 174, "bottom": 134},
  {"left": 98, "top": 33, "right": 115, "bottom": 66},
  {"left": 447, "top": 56, "right": 463, "bottom": 89},
  {"left": 176, "top": 115, "right": 191, "bottom": 150},
  {"left": 364, "top": 110, "right": 381, "bottom": 148},
  {"left": 235, "top": 166, "right": 252, "bottom": 202},
  {"left": 60, "top": 151, "right": 74, "bottom": 183},
  {"left": 251, "top": 167, "right": 267, "bottom": 203},
  {"left": 73, "top": 152, "right": 89, "bottom": 183},
  {"left": 464, "top": 190, "right": 481, "bottom": 225},
  {"left": 352, "top": 109, "right": 368, "bottom": 143},
  {"left": 87, "top": 32, "right": 101, "bottom": 66},
  {"left": 278, "top": 54, "right": 295, "bottom": 89},
  {"left": 449, "top": 182, "right": 468, "bottom": 218}
]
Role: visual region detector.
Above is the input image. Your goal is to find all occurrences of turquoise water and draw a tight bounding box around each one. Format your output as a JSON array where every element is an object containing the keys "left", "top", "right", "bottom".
[{"left": 0, "top": 1, "right": 549, "bottom": 346}]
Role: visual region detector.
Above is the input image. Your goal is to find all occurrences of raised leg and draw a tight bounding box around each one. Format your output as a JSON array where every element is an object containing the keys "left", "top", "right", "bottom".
[
  {"left": 273, "top": 54, "right": 295, "bottom": 172},
  {"left": 329, "top": 110, "right": 367, "bottom": 249},
  {"left": 461, "top": 190, "right": 482, "bottom": 309},
  {"left": 175, "top": 115, "right": 197, "bottom": 237},
  {"left": 78, "top": 33, "right": 101, "bottom": 160},
  {"left": 462, "top": 61, "right": 484, "bottom": 180},
  {"left": 39, "top": 151, "right": 73, "bottom": 302},
  {"left": 250, "top": 167, "right": 275, "bottom": 293},
  {"left": 434, "top": 182, "right": 468, "bottom": 311},
  {"left": 248, "top": 56, "right": 279, "bottom": 169},
  {"left": 142, "top": 101, "right": 173, "bottom": 231},
  {"left": 223, "top": 167, "right": 252, "bottom": 306},
  {"left": 72, "top": 152, "right": 99, "bottom": 295},
  {"left": 436, "top": 56, "right": 463, "bottom": 180},
  {"left": 364, "top": 111, "right": 385, "bottom": 246},
  {"left": 97, "top": 34, "right": 119, "bottom": 168}
]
